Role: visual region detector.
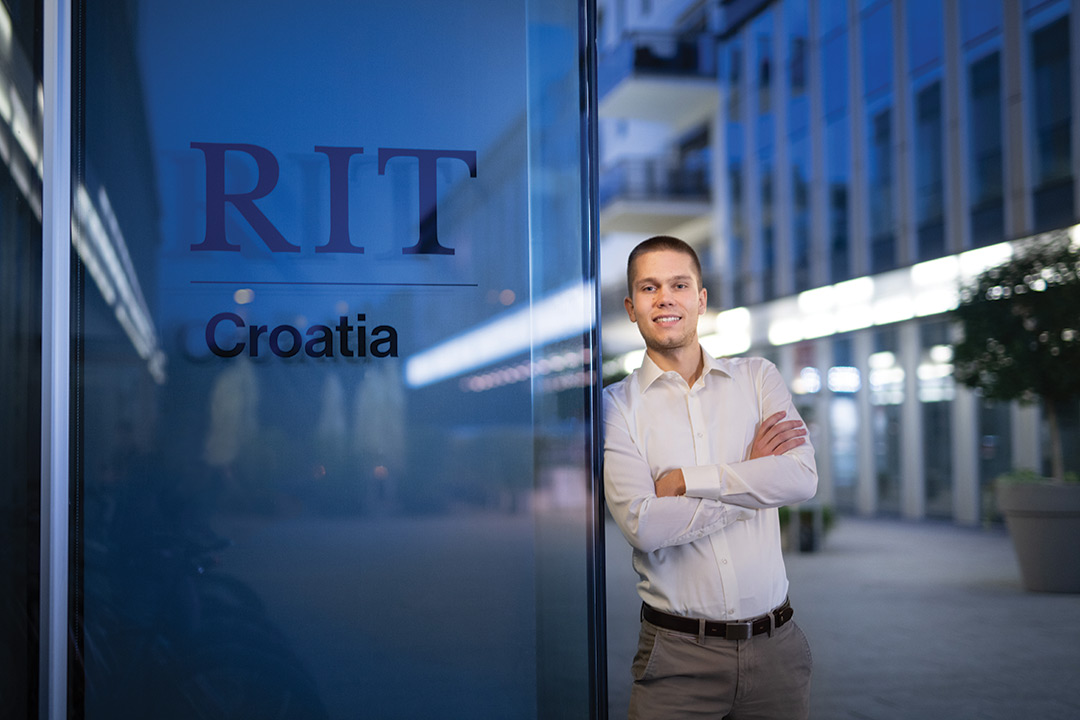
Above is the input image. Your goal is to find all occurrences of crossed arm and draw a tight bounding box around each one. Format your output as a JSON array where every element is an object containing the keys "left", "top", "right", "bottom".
[
  {"left": 653, "top": 411, "right": 808, "bottom": 497},
  {"left": 603, "top": 362, "right": 818, "bottom": 553}
]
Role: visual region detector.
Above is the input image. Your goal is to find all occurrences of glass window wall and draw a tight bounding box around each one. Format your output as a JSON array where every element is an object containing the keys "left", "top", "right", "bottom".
[
  {"left": 920, "top": 320, "right": 955, "bottom": 519},
  {"left": 861, "top": 1, "right": 896, "bottom": 273},
  {"left": 968, "top": 51, "right": 1005, "bottom": 247},
  {"left": 71, "top": 2, "right": 600, "bottom": 719},
  {"left": 1029, "top": 13, "right": 1075, "bottom": 231},
  {"left": 821, "top": 13, "right": 851, "bottom": 284},
  {"left": 0, "top": 2, "right": 42, "bottom": 715},
  {"left": 869, "top": 328, "right": 902, "bottom": 515}
]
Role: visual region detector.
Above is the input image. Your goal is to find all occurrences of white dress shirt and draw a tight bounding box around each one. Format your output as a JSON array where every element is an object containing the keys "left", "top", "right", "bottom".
[{"left": 603, "top": 349, "right": 818, "bottom": 621}]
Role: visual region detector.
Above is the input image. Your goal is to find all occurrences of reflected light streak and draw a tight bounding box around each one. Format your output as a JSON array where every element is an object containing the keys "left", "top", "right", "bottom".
[
  {"left": 73, "top": 184, "right": 166, "bottom": 383},
  {"left": 405, "top": 281, "right": 594, "bottom": 388}
]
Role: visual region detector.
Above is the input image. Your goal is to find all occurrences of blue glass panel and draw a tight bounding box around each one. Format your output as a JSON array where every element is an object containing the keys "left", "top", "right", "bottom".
[
  {"left": 74, "top": 2, "right": 599, "bottom": 718},
  {"left": 0, "top": 3, "right": 42, "bottom": 716},
  {"left": 826, "top": 116, "right": 851, "bottom": 283},
  {"left": 861, "top": 2, "right": 894, "bottom": 98},
  {"left": 822, "top": 30, "right": 849, "bottom": 118},
  {"left": 960, "top": 0, "right": 1002, "bottom": 46},
  {"left": 907, "top": 0, "right": 943, "bottom": 75}
]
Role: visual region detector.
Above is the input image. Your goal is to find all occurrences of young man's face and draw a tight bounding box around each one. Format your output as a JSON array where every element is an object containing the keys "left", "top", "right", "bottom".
[{"left": 624, "top": 249, "right": 706, "bottom": 354}]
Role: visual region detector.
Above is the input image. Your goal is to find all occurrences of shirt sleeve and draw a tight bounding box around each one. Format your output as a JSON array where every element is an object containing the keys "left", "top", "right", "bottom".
[
  {"left": 603, "top": 390, "right": 754, "bottom": 554},
  {"left": 681, "top": 360, "right": 818, "bottom": 508}
]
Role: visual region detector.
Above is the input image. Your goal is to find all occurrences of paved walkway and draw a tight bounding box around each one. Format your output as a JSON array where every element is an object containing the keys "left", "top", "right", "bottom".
[{"left": 605, "top": 516, "right": 1080, "bottom": 719}]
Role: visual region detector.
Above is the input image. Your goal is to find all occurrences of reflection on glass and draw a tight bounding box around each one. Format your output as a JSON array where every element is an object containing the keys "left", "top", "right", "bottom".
[
  {"left": 867, "top": 107, "right": 896, "bottom": 273},
  {"left": 914, "top": 82, "right": 944, "bottom": 261},
  {"left": 1030, "top": 14, "right": 1074, "bottom": 231},
  {"left": 0, "top": 2, "right": 42, "bottom": 714},
  {"left": 920, "top": 321, "right": 954, "bottom": 519},
  {"left": 968, "top": 51, "right": 1004, "bottom": 247},
  {"left": 906, "top": 0, "right": 943, "bottom": 75},
  {"left": 870, "top": 330, "right": 901, "bottom": 514},
  {"left": 860, "top": 1, "right": 893, "bottom": 98},
  {"left": 75, "top": 2, "right": 597, "bottom": 718}
]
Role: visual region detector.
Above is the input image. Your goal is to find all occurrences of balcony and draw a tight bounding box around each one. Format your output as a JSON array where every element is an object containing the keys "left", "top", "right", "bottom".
[
  {"left": 598, "top": 32, "right": 719, "bottom": 133},
  {"left": 600, "top": 156, "right": 712, "bottom": 235}
]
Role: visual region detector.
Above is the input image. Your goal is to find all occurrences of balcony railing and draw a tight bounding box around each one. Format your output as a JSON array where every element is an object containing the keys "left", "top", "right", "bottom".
[
  {"left": 598, "top": 31, "right": 717, "bottom": 100},
  {"left": 599, "top": 156, "right": 711, "bottom": 208}
]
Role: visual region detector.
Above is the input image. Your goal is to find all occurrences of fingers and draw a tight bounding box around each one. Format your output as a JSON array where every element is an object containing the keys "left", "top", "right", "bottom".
[{"left": 756, "top": 414, "right": 808, "bottom": 456}]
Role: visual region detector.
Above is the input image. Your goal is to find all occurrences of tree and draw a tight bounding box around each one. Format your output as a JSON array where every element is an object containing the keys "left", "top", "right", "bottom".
[{"left": 952, "top": 231, "right": 1080, "bottom": 482}]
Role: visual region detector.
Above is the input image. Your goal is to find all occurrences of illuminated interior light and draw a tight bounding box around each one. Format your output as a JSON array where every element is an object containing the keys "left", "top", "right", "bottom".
[
  {"left": 234, "top": 288, "right": 255, "bottom": 305},
  {"left": 929, "top": 345, "right": 953, "bottom": 363},
  {"left": 872, "top": 297, "right": 915, "bottom": 325},
  {"left": 917, "top": 363, "right": 954, "bottom": 381},
  {"left": 704, "top": 307, "right": 751, "bottom": 356},
  {"left": 1070, "top": 223, "right": 1080, "bottom": 250},
  {"left": 622, "top": 349, "right": 646, "bottom": 375},
  {"left": 868, "top": 351, "right": 896, "bottom": 370},
  {"left": 833, "top": 276, "right": 875, "bottom": 304},
  {"left": 911, "top": 255, "right": 958, "bottom": 287},
  {"left": 833, "top": 304, "right": 874, "bottom": 333},
  {"left": 914, "top": 288, "right": 958, "bottom": 316},
  {"left": 827, "top": 366, "right": 861, "bottom": 393},
  {"left": 768, "top": 318, "right": 804, "bottom": 346},
  {"left": 869, "top": 367, "right": 905, "bottom": 388},
  {"left": 792, "top": 367, "right": 821, "bottom": 395},
  {"left": 797, "top": 285, "right": 835, "bottom": 314},
  {"left": 959, "top": 241, "right": 1013, "bottom": 280},
  {"left": 802, "top": 314, "right": 837, "bottom": 339}
]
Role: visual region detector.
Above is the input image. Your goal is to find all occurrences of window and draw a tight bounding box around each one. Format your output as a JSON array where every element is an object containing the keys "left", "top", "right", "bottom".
[
  {"left": 1030, "top": 15, "right": 1075, "bottom": 230},
  {"left": 914, "top": 82, "right": 945, "bottom": 260},
  {"left": 968, "top": 52, "right": 1004, "bottom": 246},
  {"left": 868, "top": 107, "right": 896, "bottom": 272}
]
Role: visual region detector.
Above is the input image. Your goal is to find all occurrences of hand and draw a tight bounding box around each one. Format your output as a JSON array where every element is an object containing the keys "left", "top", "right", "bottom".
[
  {"left": 654, "top": 468, "right": 686, "bottom": 497},
  {"left": 749, "top": 411, "right": 807, "bottom": 460}
]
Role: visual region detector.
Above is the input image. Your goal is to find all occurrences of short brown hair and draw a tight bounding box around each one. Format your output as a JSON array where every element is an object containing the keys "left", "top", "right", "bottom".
[{"left": 626, "top": 236, "right": 703, "bottom": 295}]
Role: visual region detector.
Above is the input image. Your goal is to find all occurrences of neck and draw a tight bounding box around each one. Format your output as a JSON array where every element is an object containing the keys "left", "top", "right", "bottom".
[{"left": 646, "top": 343, "right": 704, "bottom": 385}]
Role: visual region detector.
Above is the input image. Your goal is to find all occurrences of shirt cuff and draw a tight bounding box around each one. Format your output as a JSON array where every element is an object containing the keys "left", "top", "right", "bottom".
[{"left": 682, "top": 464, "right": 723, "bottom": 500}]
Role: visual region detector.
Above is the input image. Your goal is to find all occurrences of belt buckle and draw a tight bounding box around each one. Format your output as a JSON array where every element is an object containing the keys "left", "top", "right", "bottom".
[{"left": 724, "top": 621, "right": 753, "bottom": 641}]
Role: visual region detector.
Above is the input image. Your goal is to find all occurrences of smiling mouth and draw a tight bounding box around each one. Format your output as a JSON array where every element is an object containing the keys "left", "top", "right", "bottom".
[{"left": 653, "top": 315, "right": 681, "bottom": 325}]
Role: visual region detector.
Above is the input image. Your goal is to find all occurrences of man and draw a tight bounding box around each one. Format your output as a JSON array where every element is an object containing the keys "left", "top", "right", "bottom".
[{"left": 604, "top": 236, "right": 817, "bottom": 719}]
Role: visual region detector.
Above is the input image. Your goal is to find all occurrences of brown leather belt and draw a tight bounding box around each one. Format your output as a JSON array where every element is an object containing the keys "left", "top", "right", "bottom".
[{"left": 641, "top": 599, "right": 794, "bottom": 641}]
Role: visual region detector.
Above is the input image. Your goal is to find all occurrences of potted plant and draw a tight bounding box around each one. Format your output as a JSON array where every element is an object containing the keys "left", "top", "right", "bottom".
[{"left": 952, "top": 231, "right": 1080, "bottom": 592}]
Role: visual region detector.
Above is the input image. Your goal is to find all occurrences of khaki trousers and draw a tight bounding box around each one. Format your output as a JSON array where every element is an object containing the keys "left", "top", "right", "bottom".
[{"left": 628, "top": 616, "right": 812, "bottom": 719}]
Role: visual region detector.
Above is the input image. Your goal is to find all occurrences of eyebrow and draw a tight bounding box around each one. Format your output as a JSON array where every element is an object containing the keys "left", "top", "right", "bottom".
[{"left": 636, "top": 274, "right": 694, "bottom": 286}]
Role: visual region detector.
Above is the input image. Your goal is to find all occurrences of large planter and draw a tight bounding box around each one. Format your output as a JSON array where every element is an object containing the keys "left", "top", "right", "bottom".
[{"left": 997, "top": 482, "right": 1080, "bottom": 593}]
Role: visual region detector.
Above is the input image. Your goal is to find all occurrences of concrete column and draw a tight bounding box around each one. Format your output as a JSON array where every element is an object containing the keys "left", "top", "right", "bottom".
[
  {"left": 892, "top": 0, "right": 913, "bottom": 268},
  {"left": 951, "top": 385, "right": 981, "bottom": 526},
  {"left": 854, "top": 328, "right": 876, "bottom": 516},
  {"left": 807, "top": 0, "right": 829, "bottom": 289},
  {"left": 1012, "top": 401, "right": 1042, "bottom": 473},
  {"left": 1002, "top": 0, "right": 1031, "bottom": 237},
  {"left": 900, "top": 320, "right": 925, "bottom": 519},
  {"left": 943, "top": 0, "right": 968, "bottom": 252},
  {"left": 812, "top": 338, "right": 835, "bottom": 507}
]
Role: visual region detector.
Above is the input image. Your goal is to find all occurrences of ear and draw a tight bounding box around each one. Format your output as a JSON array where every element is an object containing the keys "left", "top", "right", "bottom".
[
  {"left": 698, "top": 287, "right": 707, "bottom": 316},
  {"left": 624, "top": 296, "right": 637, "bottom": 322}
]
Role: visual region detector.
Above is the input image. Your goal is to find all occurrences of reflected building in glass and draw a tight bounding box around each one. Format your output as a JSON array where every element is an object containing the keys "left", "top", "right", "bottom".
[{"left": 598, "top": 0, "right": 1079, "bottom": 525}]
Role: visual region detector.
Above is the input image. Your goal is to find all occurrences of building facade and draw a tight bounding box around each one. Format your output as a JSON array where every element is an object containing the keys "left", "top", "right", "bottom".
[{"left": 598, "top": 0, "right": 1080, "bottom": 524}]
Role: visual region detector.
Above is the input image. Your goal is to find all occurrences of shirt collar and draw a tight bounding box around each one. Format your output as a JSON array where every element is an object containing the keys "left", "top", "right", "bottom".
[{"left": 636, "top": 346, "right": 733, "bottom": 392}]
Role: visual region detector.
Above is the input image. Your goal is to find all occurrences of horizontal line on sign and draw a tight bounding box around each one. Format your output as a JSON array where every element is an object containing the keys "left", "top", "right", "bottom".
[{"left": 190, "top": 280, "right": 478, "bottom": 287}]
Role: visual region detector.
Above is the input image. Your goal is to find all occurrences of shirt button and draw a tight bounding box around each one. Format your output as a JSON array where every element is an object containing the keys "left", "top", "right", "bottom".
[
  {"left": 696, "top": 432, "right": 703, "bottom": 438},
  {"left": 727, "top": 610, "right": 735, "bottom": 617},
  {"left": 721, "top": 558, "right": 729, "bottom": 565}
]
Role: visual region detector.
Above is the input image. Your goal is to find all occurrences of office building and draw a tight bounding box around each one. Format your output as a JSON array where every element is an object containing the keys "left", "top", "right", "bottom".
[{"left": 598, "top": 0, "right": 1080, "bottom": 524}]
